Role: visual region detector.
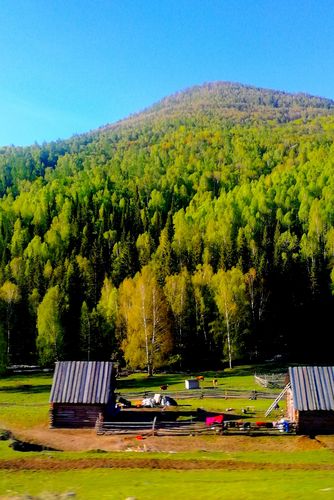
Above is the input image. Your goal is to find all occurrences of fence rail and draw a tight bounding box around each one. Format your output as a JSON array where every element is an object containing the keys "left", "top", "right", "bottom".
[
  {"left": 96, "top": 420, "right": 156, "bottom": 435},
  {"left": 116, "top": 388, "right": 279, "bottom": 400},
  {"left": 96, "top": 417, "right": 221, "bottom": 436},
  {"left": 0, "top": 402, "right": 48, "bottom": 407},
  {"left": 254, "top": 374, "right": 286, "bottom": 389},
  {"left": 95, "top": 418, "right": 296, "bottom": 436},
  {"left": 156, "top": 420, "right": 221, "bottom": 436}
]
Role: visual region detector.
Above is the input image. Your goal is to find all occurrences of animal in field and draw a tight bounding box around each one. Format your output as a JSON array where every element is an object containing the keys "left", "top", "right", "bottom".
[
  {"left": 196, "top": 376, "right": 204, "bottom": 381},
  {"left": 160, "top": 384, "right": 168, "bottom": 391}
]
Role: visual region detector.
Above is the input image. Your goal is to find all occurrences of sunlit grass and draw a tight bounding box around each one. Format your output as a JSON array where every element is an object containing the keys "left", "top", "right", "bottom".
[
  {"left": 1, "top": 469, "right": 334, "bottom": 500},
  {"left": 0, "top": 366, "right": 285, "bottom": 429},
  {"left": 0, "top": 373, "right": 51, "bottom": 429},
  {"left": 116, "top": 366, "right": 279, "bottom": 393},
  {"left": 0, "top": 405, "right": 49, "bottom": 429}
]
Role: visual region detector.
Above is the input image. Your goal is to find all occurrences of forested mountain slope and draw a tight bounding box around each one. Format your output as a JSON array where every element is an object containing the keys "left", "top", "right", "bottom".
[{"left": 1, "top": 82, "right": 334, "bottom": 373}]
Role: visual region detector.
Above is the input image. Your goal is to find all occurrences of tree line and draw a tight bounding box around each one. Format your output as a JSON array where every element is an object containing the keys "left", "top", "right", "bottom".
[{"left": 1, "top": 83, "right": 334, "bottom": 373}]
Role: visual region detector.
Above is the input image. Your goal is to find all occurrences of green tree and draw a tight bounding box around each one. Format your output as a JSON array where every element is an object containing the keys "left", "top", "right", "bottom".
[
  {"left": 164, "top": 267, "right": 192, "bottom": 365},
  {"left": 36, "top": 286, "right": 63, "bottom": 366},
  {"left": 136, "top": 232, "right": 153, "bottom": 267},
  {"left": 0, "top": 322, "right": 6, "bottom": 374},
  {"left": 80, "top": 301, "right": 91, "bottom": 361},
  {"left": 0, "top": 281, "right": 21, "bottom": 364},
  {"left": 96, "top": 276, "right": 118, "bottom": 358},
  {"left": 191, "top": 263, "right": 215, "bottom": 356}
]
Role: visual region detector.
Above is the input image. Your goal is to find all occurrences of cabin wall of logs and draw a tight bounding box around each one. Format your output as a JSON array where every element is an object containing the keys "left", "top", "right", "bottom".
[
  {"left": 288, "top": 367, "right": 334, "bottom": 435},
  {"left": 296, "top": 410, "right": 334, "bottom": 435},
  {"left": 50, "top": 403, "right": 106, "bottom": 428},
  {"left": 49, "top": 361, "right": 115, "bottom": 429}
]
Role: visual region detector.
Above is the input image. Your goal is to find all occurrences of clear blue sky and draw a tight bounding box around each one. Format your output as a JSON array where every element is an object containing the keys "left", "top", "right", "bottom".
[{"left": 0, "top": 0, "right": 333, "bottom": 146}]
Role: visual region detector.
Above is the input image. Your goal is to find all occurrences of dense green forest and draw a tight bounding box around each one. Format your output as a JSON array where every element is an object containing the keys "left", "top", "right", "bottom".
[{"left": 1, "top": 82, "right": 334, "bottom": 373}]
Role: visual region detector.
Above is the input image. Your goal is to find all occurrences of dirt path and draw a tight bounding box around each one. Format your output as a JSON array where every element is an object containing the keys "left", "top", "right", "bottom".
[
  {"left": 10, "top": 425, "right": 328, "bottom": 453},
  {"left": 1, "top": 457, "right": 334, "bottom": 471},
  {"left": 3, "top": 425, "right": 334, "bottom": 472}
]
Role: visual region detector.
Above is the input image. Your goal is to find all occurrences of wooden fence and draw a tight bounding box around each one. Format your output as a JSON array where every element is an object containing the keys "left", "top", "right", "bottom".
[
  {"left": 95, "top": 417, "right": 296, "bottom": 436},
  {"left": 156, "top": 420, "right": 222, "bottom": 436},
  {"left": 254, "top": 373, "right": 286, "bottom": 389},
  {"left": 116, "top": 388, "right": 278, "bottom": 400},
  {"left": 96, "top": 419, "right": 156, "bottom": 435},
  {"left": 95, "top": 417, "right": 222, "bottom": 436}
]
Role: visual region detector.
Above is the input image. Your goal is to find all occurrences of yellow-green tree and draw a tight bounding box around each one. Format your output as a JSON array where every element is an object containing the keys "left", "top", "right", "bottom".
[
  {"left": 119, "top": 266, "right": 172, "bottom": 375},
  {"left": 212, "top": 267, "right": 246, "bottom": 369},
  {"left": 36, "top": 286, "right": 63, "bottom": 366},
  {"left": 192, "top": 263, "right": 214, "bottom": 345},
  {"left": 0, "top": 281, "right": 21, "bottom": 364},
  {"left": 164, "top": 267, "right": 191, "bottom": 361},
  {"left": 136, "top": 232, "right": 153, "bottom": 267},
  {"left": 97, "top": 277, "right": 118, "bottom": 324}
]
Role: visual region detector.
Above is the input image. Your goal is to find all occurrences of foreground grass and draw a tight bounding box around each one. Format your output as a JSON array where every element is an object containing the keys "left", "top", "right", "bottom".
[
  {"left": 1, "top": 469, "right": 334, "bottom": 500},
  {"left": 1, "top": 440, "right": 334, "bottom": 465}
]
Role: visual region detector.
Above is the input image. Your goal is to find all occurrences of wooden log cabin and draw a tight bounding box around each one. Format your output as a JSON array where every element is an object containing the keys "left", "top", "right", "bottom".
[
  {"left": 287, "top": 366, "right": 334, "bottom": 435},
  {"left": 49, "top": 361, "right": 115, "bottom": 428}
]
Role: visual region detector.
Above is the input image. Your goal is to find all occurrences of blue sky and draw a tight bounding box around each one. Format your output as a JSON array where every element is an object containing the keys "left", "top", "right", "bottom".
[{"left": 0, "top": 0, "right": 333, "bottom": 146}]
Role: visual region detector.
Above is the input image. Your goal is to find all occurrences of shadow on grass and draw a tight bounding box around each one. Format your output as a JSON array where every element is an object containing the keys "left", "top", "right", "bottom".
[
  {"left": 116, "top": 368, "right": 254, "bottom": 390},
  {"left": 116, "top": 373, "right": 189, "bottom": 390},
  {"left": 0, "top": 384, "right": 51, "bottom": 394},
  {"left": 10, "top": 439, "right": 59, "bottom": 452},
  {"left": 116, "top": 370, "right": 244, "bottom": 391},
  {"left": 223, "top": 363, "right": 289, "bottom": 378}
]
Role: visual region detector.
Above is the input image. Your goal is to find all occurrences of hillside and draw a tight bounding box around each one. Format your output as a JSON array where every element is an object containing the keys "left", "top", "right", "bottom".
[{"left": 1, "top": 82, "right": 334, "bottom": 372}]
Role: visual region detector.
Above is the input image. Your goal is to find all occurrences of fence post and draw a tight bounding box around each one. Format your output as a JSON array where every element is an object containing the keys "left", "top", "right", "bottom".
[
  {"left": 49, "top": 404, "right": 54, "bottom": 429},
  {"left": 152, "top": 416, "right": 157, "bottom": 436},
  {"left": 95, "top": 413, "right": 104, "bottom": 435}
]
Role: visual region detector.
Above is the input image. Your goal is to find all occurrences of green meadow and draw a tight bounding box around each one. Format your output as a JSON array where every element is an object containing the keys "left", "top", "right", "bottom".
[
  {"left": 1, "top": 367, "right": 334, "bottom": 499},
  {"left": 0, "top": 366, "right": 283, "bottom": 429},
  {"left": 1, "top": 469, "right": 334, "bottom": 500}
]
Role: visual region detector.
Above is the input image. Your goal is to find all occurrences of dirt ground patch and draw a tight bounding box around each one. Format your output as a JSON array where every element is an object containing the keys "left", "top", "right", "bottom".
[
  {"left": 10, "top": 425, "right": 325, "bottom": 454},
  {"left": 3, "top": 425, "right": 333, "bottom": 472},
  {"left": 313, "top": 436, "right": 334, "bottom": 450}
]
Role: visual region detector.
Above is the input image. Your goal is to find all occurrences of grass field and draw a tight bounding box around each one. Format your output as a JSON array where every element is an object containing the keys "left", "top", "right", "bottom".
[
  {"left": 116, "top": 365, "right": 277, "bottom": 392},
  {"left": 1, "top": 469, "right": 334, "bottom": 500},
  {"left": 0, "top": 365, "right": 284, "bottom": 430},
  {"left": 1, "top": 365, "right": 334, "bottom": 499}
]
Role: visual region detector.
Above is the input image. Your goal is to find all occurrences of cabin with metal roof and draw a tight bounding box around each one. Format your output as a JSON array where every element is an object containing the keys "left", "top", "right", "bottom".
[
  {"left": 49, "top": 361, "right": 115, "bottom": 428},
  {"left": 287, "top": 366, "right": 334, "bottom": 434}
]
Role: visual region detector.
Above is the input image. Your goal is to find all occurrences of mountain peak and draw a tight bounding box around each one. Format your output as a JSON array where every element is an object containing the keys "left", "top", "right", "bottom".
[{"left": 104, "top": 81, "right": 334, "bottom": 133}]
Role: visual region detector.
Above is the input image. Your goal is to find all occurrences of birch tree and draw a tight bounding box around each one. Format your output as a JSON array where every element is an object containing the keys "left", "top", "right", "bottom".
[
  {"left": 119, "top": 266, "right": 172, "bottom": 375},
  {"left": 212, "top": 267, "right": 246, "bottom": 369}
]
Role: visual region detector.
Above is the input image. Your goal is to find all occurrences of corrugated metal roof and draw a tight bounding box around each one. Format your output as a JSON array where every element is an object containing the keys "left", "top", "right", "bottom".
[
  {"left": 289, "top": 366, "right": 334, "bottom": 411},
  {"left": 50, "top": 361, "right": 114, "bottom": 404}
]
